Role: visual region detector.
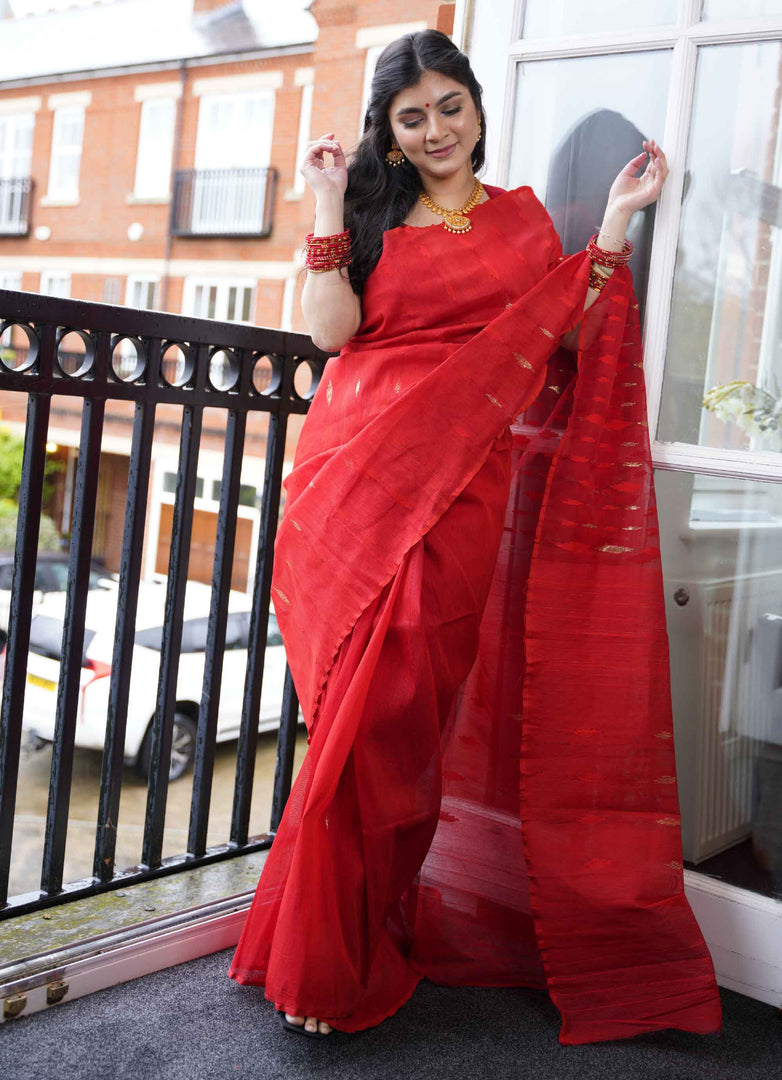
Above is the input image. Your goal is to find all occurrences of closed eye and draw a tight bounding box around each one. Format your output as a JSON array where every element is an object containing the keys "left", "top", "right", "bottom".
[{"left": 402, "top": 106, "right": 463, "bottom": 130}]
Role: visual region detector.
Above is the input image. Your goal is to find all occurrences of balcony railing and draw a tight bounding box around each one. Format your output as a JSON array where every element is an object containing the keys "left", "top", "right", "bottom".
[
  {"left": 0, "top": 288, "right": 325, "bottom": 919},
  {"left": 171, "top": 166, "right": 277, "bottom": 238},
  {"left": 0, "top": 177, "right": 33, "bottom": 237}
]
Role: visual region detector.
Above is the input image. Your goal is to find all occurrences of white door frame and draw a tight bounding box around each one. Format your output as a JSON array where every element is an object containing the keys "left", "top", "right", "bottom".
[{"left": 459, "top": 0, "right": 782, "bottom": 1008}]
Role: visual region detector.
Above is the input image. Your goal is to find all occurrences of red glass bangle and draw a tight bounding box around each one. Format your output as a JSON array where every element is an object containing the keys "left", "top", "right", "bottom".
[{"left": 586, "top": 233, "right": 633, "bottom": 267}]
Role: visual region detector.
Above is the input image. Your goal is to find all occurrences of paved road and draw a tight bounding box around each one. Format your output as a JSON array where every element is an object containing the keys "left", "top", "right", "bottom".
[{"left": 9, "top": 725, "right": 309, "bottom": 899}]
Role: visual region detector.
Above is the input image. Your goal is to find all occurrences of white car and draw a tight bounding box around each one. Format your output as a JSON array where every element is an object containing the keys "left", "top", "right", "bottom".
[
  {"left": 0, "top": 550, "right": 116, "bottom": 632},
  {"left": 19, "top": 578, "right": 302, "bottom": 781}
]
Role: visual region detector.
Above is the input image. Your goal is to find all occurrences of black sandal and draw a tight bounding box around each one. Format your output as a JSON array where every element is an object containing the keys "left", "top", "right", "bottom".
[{"left": 277, "top": 1009, "right": 332, "bottom": 1038}]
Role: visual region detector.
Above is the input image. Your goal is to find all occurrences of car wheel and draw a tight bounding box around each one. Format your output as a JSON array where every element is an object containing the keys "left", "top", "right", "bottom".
[{"left": 136, "top": 712, "right": 197, "bottom": 783}]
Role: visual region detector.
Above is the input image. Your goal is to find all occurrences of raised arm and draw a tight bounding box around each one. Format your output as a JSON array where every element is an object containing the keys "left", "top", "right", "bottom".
[
  {"left": 299, "top": 132, "right": 362, "bottom": 354},
  {"left": 560, "top": 138, "right": 668, "bottom": 350}
]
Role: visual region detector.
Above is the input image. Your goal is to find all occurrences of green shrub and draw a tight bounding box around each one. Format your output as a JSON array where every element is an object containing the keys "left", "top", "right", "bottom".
[{"left": 0, "top": 502, "right": 60, "bottom": 551}]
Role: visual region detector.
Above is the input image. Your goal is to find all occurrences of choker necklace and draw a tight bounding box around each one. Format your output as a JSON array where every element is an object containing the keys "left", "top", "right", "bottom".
[{"left": 417, "top": 178, "right": 485, "bottom": 234}]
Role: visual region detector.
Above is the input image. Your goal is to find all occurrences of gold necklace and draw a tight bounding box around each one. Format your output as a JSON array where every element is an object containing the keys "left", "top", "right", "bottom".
[{"left": 417, "top": 178, "right": 485, "bottom": 233}]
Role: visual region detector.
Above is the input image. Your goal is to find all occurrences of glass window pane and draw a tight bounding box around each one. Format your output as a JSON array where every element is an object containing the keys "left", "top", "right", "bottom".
[
  {"left": 658, "top": 41, "right": 782, "bottom": 453},
  {"left": 522, "top": 0, "right": 678, "bottom": 38},
  {"left": 134, "top": 97, "right": 175, "bottom": 198},
  {"left": 656, "top": 468, "right": 782, "bottom": 899},
  {"left": 508, "top": 50, "right": 671, "bottom": 325},
  {"left": 703, "top": 0, "right": 782, "bottom": 17}
]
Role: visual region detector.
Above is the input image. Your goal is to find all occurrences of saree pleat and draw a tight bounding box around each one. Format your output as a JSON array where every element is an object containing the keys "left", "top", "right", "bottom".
[{"left": 228, "top": 184, "right": 723, "bottom": 1044}]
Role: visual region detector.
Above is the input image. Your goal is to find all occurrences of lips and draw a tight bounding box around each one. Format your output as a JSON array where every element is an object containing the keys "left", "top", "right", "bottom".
[{"left": 428, "top": 144, "right": 456, "bottom": 157}]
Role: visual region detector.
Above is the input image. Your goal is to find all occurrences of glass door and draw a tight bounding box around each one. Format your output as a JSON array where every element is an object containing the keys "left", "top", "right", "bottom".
[{"left": 465, "top": 0, "right": 782, "bottom": 1008}]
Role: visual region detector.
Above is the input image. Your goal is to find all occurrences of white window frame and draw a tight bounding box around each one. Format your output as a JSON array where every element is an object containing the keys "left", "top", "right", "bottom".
[
  {"left": 0, "top": 111, "right": 34, "bottom": 180},
  {"left": 358, "top": 44, "right": 384, "bottom": 144},
  {"left": 0, "top": 271, "right": 22, "bottom": 290},
  {"left": 46, "top": 105, "right": 85, "bottom": 201},
  {"left": 292, "top": 74, "right": 314, "bottom": 196},
  {"left": 465, "top": 0, "right": 782, "bottom": 485},
  {"left": 194, "top": 90, "right": 274, "bottom": 170},
  {"left": 181, "top": 277, "right": 256, "bottom": 324},
  {"left": 462, "top": 0, "right": 782, "bottom": 1013},
  {"left": 39, "top": 270, "right": 71, "bottom": 298},
  {"left": 125, "top": 274, "right": 160, "bottom": 311},
  {"left": 133, "top": 97, "right": 177, "bottom": 200}
]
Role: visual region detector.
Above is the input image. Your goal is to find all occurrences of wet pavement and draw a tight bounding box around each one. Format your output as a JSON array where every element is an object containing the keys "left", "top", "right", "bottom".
[{"left": 9, "top": 726, "right": 309, "bottom": 900}]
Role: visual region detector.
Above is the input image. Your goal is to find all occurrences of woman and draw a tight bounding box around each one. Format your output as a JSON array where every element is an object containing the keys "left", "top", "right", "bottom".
[{"left": 228, "top": 30, "right": 723, "bottom": 1046}]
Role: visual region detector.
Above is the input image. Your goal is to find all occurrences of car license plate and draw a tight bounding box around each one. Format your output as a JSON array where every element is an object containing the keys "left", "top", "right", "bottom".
[{"left": 27, "top": 673, "right": 56, "bottom": 691}]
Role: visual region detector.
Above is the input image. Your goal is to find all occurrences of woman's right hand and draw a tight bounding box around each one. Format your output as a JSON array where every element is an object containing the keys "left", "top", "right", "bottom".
[{"left": 300, "top": 131, "right": 348, "bottom": 201}]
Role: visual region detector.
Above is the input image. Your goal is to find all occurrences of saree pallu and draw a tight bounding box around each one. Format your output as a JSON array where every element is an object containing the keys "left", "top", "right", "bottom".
[{"left": 228, "top": 184, "right": 723, "bottom": 1045}]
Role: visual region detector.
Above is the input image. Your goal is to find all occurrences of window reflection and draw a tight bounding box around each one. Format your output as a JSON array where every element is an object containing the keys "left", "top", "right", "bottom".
[
  {"left": 522, "top": 0, "right": 678, "bottom": 38},
  {"left": 509, "top": 51, "right": 670, "bottom": 326},
  {"left": 657, "top": 468, "right": 782, "bottom": 898},
  {"left": 659, "top": 42, "right": 782, "bottom": 453}
]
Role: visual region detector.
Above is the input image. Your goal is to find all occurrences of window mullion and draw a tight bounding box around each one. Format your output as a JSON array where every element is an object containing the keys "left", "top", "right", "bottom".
[{"left": 642, "top": 32, "right": 699, "bottom": 457}]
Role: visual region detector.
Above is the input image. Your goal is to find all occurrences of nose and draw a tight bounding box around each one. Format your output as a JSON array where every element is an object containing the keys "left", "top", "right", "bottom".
[{"left": 424, "top": 112, "right": 448, "bottom": 143}]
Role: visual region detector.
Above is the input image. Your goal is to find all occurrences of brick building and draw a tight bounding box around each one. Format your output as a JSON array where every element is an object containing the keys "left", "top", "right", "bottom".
[{"left": 0, "top": 0, "right": 454, "bottom": 583}]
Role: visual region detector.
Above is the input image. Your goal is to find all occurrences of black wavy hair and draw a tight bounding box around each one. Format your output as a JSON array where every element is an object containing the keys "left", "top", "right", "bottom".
[{"left": 306, "top": 29, "right": 486, "bottom": 298}]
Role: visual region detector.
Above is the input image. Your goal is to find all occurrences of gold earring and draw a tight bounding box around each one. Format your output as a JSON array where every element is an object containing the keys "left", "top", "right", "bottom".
[
  {"left": 386, "top": 139, "right": 406, "bottom": 166},
  {"left": 477, "top": 118, "right": 482, "bottom": 139}
]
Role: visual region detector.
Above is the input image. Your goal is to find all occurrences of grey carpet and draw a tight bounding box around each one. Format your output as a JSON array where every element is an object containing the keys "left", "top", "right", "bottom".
[{"left": 1, "top": 947, "right": 778, "bottom": 1080}]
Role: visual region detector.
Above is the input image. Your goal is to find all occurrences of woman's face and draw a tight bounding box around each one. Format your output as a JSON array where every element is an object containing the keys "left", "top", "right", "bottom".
[{"left": 387, "top": 70, "right": 480, "bottom": 185}]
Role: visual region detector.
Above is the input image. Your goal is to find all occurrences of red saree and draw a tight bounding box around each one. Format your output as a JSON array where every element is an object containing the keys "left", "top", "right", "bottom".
[{"left": 227, "top": 184, "right": 723, "bottom": 1045}]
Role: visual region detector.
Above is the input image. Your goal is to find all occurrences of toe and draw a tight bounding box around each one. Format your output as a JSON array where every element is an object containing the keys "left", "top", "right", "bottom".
[
  {"left": 285, "top": 1012, "right": 305, "bottom": 1026},
  {"left": 318, "top": 1020, "right": 332, "bottom": 1035},
  {"left": 305, "top": 1015, "right": 318, "bottom": 1032}
]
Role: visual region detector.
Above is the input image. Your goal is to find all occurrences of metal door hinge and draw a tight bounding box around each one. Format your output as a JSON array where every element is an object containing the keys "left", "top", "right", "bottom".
[
  {"left": 3, "top": 993, "right": 26, "bottom": 1019},
  {"left": 47, "top": 981, "right": 68, "bottom": 1005}
]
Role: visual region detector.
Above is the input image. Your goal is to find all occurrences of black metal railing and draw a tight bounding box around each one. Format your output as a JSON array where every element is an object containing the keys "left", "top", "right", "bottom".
[
  {"left": 171, "top": 166, "right": 277, "bottom": 238},
  {"left": 0, "top": 177, "right": 33, "bottom": 237},
  {"left": 0, "top": 288, "right": 325, "bottom": 918}
]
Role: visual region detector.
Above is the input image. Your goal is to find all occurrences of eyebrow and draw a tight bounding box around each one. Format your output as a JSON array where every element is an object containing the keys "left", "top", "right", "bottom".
[{"left": 395, "top": 90, "right": 464, "bottom": 117}]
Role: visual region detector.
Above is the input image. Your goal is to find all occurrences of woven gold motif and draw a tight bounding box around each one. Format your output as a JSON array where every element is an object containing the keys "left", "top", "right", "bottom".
[
  {"left": 326, "top": 379, "right": 333, "bottom": 405},
  {"left": 655, "top": 730, "right": 673, "bottom": 739},
  {"left": 666, "top": 860, "right": 683, "bottom": 870},
  {"left": 394, "top": 378, "right": 401, "bottom": 394},
  {"left": 291, "top": 519, "right": 302, "bottom": 531},
  {"left": 597, "top": 544, "right": 631, "bottom": 553},
  {"left": 355, "top": 378, "right": 361, "bottom": 396},
  {"left": 654, "top": 775, "right": 677, "bottom": 784},
  {"left": 514, "top": 352, "right": 533, "bottom": 370},
  {"left": 623, "top": 462, "right": 643, "bottom": 467},
  {"left": 486, "top": 393, "right": 503, "bottom": 409},
  {"left": 272, "top": 585, "right": 291, "bottom": 606},
  {"left": 547, "top": 384, "right": 562, "bottom": 393},
  {"left": 539, "top": 327, "right": 555, "bottom": 339},
  {"left": 656, "top": 817, "right": 679, "bottom": 826}
]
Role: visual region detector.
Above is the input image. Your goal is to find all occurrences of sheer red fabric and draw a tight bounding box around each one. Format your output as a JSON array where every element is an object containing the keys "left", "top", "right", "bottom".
[{"left": 227, "top": 184, "right": 723, "bottom": 1045}]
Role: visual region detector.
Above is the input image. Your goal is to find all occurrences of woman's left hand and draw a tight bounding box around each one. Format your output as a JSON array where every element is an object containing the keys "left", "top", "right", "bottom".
[{"left": 605, "top": 139, "right": 669, "bottom": 218}]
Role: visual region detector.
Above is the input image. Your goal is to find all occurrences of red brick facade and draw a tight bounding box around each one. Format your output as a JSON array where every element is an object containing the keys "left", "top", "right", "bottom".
[{"left": 0, "top": 0, "right": 454, "bottom": 573}]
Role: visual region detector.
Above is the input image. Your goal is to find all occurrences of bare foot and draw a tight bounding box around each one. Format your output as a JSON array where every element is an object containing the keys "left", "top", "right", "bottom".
[{"left": 285, "top": 1011, "right": 332, "bottom": 1035}]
